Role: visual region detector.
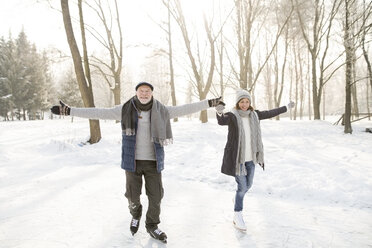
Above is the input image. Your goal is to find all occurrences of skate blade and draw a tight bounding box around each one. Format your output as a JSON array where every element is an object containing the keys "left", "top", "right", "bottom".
[
  {"left": 151, "top": 237, "right": 167, "bottom": 244},
  {"left": 233, "top": 221, "right": 247, "bottom": 232},
  {"left": 148, "top": 233, "right": 167, "bottom": 243}
]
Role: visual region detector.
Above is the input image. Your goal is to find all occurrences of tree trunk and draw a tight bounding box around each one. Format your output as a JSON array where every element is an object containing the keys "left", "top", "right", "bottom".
[
  {"left": 277, "top": 39, "right": 287, "bottom": 120},
  {"left": 274, "top": 28, "right": 288, "bottom": 121},
  {"left": 273, "top": 45, "right": 279, "bottom": 112},
  {"left": 293, "top": 41, "right": 299, "bottom": 120},
  {"left": 218, "top": 21, "right": 226, "bottom": 100},
  {"left": 200, "top": 110, "right": 208, "bottom": 123},
  {"left": 308, "top": 55, "right": 312, "bottom": 120},
  {"left": 362, "top": 37, "right": 372, "bottom": 90},
  {"left": 351, "top": 83, "right": 359, "bottom": 119},
  {"left": 351, "top": 47, "right": 359, "bottom": 118},
  {"left": 264, "top": 46, "right": 273, "bottom": 110},
  {"left": 113, "top": 79, "right": 121, "bottom": 124},
  {"left": 344, "top": 0, "right": 352, "bottom": 134},
  {"left": 367, "top": 80, "right": 371, "bottom": 120},
  {"left": 167, "top": 2, "right": 178, "bottom": 122},
  {"left": 311, "top": 52, "right": 321, "bottom": 120},
  {"left": 111, "top": 70, "right": 121, "bottom": 106},
  {"left": 78, "top": 0, "right": 102, "bottom": 144},
  {"left": 298, "top": 42, "right": 304, "bottom": 120},
  {"left": 289, "top": 63, "right": 293, "bottom": 120},
  {"left": 322, "top": 85, "right": 325, "bottom": 120},
  {"left": 61, "top": 0, "right": 101, "bottom": 143}
]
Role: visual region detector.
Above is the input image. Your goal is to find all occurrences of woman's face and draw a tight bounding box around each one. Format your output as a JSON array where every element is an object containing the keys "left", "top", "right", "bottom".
[{"left": 238, "top": 98, "right": 250, "bottom": 111}]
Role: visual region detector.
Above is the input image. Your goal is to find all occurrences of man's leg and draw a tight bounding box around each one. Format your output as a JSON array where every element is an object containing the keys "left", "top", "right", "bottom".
[
  {"left": 124, "top": 165, "right": 143, "bottom": 220},
  {"left": 142, "top": 160, "right": 163, "bottom": 230}
]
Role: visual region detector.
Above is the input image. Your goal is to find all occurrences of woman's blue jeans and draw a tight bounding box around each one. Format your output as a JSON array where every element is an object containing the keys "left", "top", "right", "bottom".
[{"left": 234, "top": 161, "right": 255, "bottom": 212}]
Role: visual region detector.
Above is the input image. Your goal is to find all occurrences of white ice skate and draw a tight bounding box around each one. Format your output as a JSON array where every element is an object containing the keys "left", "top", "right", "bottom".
[{"left": 233, "top": 211, "right": 247, "bottom": 231}]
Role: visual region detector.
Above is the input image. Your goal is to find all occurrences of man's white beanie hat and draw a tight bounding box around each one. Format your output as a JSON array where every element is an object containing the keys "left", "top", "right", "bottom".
[{"left": 236, "top": 89, "right": 252, "bottom": 104}]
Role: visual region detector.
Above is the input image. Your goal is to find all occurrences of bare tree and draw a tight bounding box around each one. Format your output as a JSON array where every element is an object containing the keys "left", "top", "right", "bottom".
[
  {"left": 161, "top": 0, "right": 178, "bottom": 122},
  {"left": 85, "top": 0, "right": 123, "bottom": 106},
  {"left": 263, "top": 41, "right": 274, "bottom": 110},
  {"left": 367, "top": 79, "right": 371, "bottom": 120},
  {"left": 213, "top": 1, "right": 235, "bottom": 100},
  {"left": 232, "top": 0, "right": 293, "bottom": 95},
  {"left": 215, "top": 32, "right": 227, "bottom": 99},
  {"left": 295, "top": 0, "right": 342, "bottom": 120},
  {"left": 359, "top": 0, "right": 372, "bottom": 97},
  {"left": 342, "top": 0, "right": 372, "bottom": 133},
  {"left": 61, "top": 0, "right": 101, "bottom": 143},
  {"left": 351, "top": 47, "right": 359, "bottom": 119},
  {"left": 140, "top": 51, "right": 170, "bottom": 105},
  {"left": 343, "top": 0, "right": 353, "bottom": 133},
  {"left": 167, "top": 0, "right": 217, "bottom": 123},
  {"left": 274, "top": 24, "right": 290, "bottom": 120},
  {"left": 292, "top": 38, "right": 307, "bottom": 120},
  {"left": 287, "top": 7, "right": 308, "bottom": 120}
]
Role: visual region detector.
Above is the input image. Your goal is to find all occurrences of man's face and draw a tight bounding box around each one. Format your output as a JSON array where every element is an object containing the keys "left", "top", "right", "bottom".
[{"left": 136, "top": 85, "right": 153, "bottom": 104}]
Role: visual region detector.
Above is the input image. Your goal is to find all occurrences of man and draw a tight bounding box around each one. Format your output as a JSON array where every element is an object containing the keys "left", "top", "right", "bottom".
[{"left": 51, "top": 82, "right": 223, "bottom": 243}]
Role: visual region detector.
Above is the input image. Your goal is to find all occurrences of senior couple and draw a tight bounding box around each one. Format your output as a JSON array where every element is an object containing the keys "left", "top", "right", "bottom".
[{"left": 51, "top": 81, "right": 294, "bottom": 243}]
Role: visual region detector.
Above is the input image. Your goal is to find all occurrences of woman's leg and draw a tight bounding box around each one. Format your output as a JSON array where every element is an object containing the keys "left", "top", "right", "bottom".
[
  {"left": 234, "top": 173, "right": 248, "bottom": 211},
  {"left": 234, "top": 161, "right": 256, "bottom": 212},
  {"left": 245, "top": 161, "right": 256, "bottom": 191}
]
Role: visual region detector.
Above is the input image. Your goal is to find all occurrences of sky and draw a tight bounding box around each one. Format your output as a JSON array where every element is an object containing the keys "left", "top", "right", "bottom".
[
  {"left": 0, "top": 0, "right": 66, "bottom": 50},
  {"left": 0, "top": 116, "right": 371, "bottom": 247},
  {"left": 0, "top": 0, "right": 223, "bottom": 99},
  {"left": 0, "top": 0, "right": 162, "bottom": 58},
  {"left": 0, "top": 0, "right": 216, "bottom": 55}
]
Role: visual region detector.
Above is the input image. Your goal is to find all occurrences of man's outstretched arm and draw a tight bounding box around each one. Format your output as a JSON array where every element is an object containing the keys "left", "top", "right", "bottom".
[
  {"left": 167, "top": 97, "right": 223, "bottom": 119},
  {"left": 51, "top": 100, "right": 122, "bottom": 121}
]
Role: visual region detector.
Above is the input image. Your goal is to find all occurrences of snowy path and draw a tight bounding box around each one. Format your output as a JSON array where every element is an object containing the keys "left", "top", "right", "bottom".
[{"left": 0, "top": 118, "right": 371, "bottom": 247}]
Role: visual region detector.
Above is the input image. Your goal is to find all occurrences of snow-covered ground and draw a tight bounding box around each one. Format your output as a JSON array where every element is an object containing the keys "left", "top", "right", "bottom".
[{"left": 0, "top": 117, "right": 371, "bottom": 248}]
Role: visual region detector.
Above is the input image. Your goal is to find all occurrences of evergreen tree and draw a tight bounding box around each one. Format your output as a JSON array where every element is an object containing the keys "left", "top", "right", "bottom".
[
  {"left": 40, "top": 51, "right": 54, "bottom": 119},
  {"left": 0, "top": 30, "right": 53, "bottom": 120},
  {"left": 13, "top": 30, "right": 30, "bottom": 120},
  {"left": 0, "top": 37, "right": 13, "bottom": 120},
  {"left": 26, "top": 45, "right": 51, "bottom": 120},
  {"left": 1, "top": 35, "right": 18, "bottom": 120}
]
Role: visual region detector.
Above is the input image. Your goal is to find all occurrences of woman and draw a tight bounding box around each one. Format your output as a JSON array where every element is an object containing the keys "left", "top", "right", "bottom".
[{"left": 215, "top": 89, "right": 294, "bottom": 231}]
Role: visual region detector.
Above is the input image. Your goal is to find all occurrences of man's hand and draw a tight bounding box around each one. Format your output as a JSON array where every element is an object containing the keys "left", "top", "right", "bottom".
[
  {"left": 50, "top": 100, "right": 71, "bottom": 115},
  {"left": 208, "top": 97, "right": 225, "bottom": 107}
]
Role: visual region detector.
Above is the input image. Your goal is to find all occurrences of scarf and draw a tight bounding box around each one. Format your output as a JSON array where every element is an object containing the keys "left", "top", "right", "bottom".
[
  {"left": 232, "top": 108, "right": 264, "bottom": 176},
  {"left": 121, "top": 96, "right": 173, "bottom": 146}
]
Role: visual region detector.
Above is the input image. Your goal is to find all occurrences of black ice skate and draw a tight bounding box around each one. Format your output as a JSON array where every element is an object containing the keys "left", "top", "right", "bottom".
[
  {"left": 129, "top": 204, "right": 142, "bottom": 235},
  {"left": 147, "top": 227, "right": 167, "bottom": 243},
  {"left": 130, "top": 217, "right": 140, "bottom": 235}
]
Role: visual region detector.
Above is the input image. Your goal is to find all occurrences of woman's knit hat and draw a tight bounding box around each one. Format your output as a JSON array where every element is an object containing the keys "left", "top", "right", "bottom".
[{"left": 236, "top": 89, "right": 252, "bottom": 104}]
